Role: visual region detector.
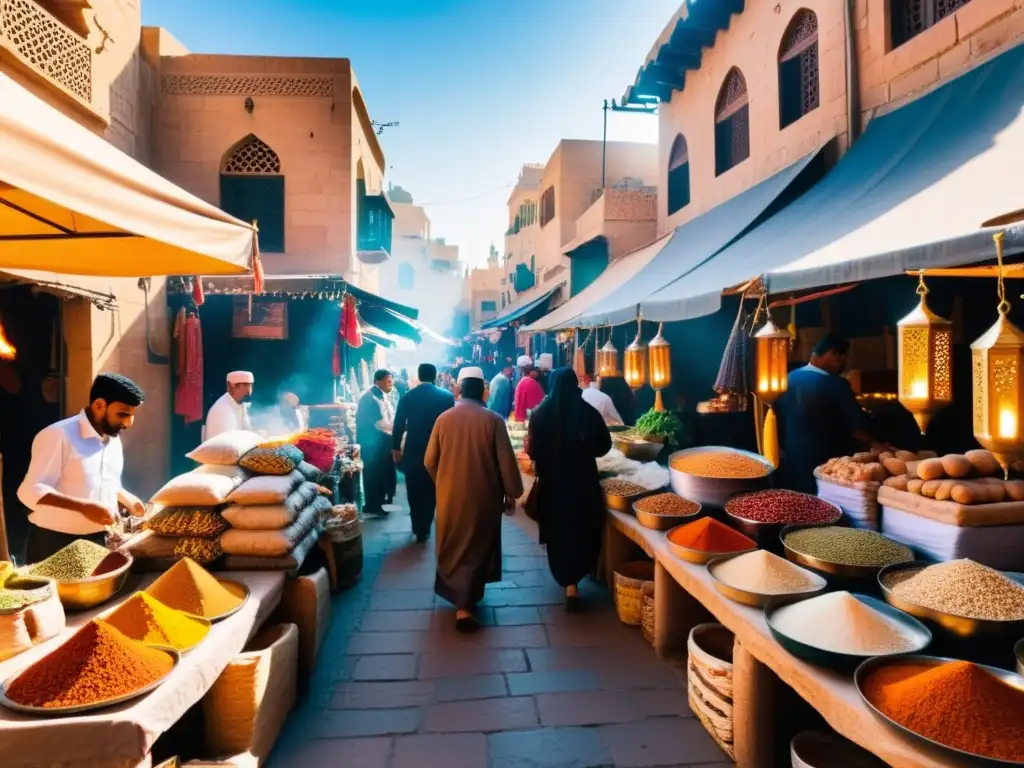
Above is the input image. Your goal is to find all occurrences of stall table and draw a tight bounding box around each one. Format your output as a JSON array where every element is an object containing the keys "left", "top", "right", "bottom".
[
  {"left": 604, "top": 509, "right": 975, "bottom": 768},
  {"left": 0, "top": 571, "right": 286, "bottom": 768}
]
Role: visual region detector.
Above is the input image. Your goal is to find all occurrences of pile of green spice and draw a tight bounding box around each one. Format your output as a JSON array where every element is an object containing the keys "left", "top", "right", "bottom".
[
  {"left": 29, "top": 539, "right": 110, "bottom": 581},
  {"left": 783, "top": 527, "right": 913, "bottom": 568}
]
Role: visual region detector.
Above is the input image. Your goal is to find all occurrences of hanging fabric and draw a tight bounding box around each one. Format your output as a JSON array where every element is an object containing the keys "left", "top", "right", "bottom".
[
  {"left": 191, "top": 277, "right": 205, "bottom": 307},
  {"left": 715, "top": 299, "right": 750, "bottom": 395},
  {"left": 174, "top": 309, "right": 204, "bottom": 424}
]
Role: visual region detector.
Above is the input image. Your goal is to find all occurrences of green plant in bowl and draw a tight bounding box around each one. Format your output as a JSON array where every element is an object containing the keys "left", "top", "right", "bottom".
[{"left": 634, "top": 409, "right": 684, "bottom": 447}]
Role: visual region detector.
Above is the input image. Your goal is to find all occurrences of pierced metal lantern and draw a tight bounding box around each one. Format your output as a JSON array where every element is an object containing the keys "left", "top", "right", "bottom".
[
  {"left": 596, "top": 338, "right": 619, "bottom": 379},
  {"left": 624, "top": 319, "right": 647, "bottom": 391},
  {"left": 649, "top": 323, "right": 672, "bottom": 411},
  {"left": 897, "top": 274, "right": 952, "bottom": 434},
  {"left": 753, "top": 318, "right": 789, "bottom": 406}
]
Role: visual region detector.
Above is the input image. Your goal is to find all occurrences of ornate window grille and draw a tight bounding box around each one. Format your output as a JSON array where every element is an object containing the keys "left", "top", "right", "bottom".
[
  {"left": 714, "top": 68, "right": 750, "bottom": 176},
  {"left": 779, "top": 9, "right": 819, "bottom": 129},
  {"left": 220, "top": 135, "right": 285, "bottom": 252},
  {"left": 891, "top": 0, "right": 970, "bottom": 48},
  {"left": 667, "top": 134, "right": 691, "bottom": 215}
]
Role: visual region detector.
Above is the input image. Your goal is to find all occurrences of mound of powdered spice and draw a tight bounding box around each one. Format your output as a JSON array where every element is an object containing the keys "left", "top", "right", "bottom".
[
  {"left": 145, "top": 558, "right": 243, "bottom": 618},
  {"left": 6, "top": 619, "right": 174, "bottom": 708},
  {"left": 771, "top": 591, "right": 918, "bottom": 655},
  {"left": 104, "top": 592, "right": 210, "bottom": 651},
  {"left": 883, "top": 559, "right": 1024, "bottom": 621},
  {"left": 668, "top": 517, "right": 755, "bottom": 553},
  {"left": 862, "top": 660, "right": 1024, "bottom": 761},
  {"left": 713, "top": 550, "right": 819, "bottom": 594},
  {"left": 29, "top": 539, "right": 110, "bottom": 581}
]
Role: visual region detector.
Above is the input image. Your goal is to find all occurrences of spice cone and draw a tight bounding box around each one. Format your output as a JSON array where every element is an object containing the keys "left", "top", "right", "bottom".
[
  {"left": 105, "top": 592, "right": 210, "bottom": 651},
  {"left": 145, "top": 558, "right": 242, "bottom": 618}
]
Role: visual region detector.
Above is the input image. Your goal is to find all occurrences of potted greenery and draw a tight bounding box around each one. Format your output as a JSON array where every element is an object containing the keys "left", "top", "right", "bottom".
[{"left": 614, "top": 409, "right": 684, "bottom": 461}]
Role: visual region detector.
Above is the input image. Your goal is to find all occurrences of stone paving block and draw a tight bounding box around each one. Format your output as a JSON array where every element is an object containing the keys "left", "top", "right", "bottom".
[
  {"left": 330, "top": 680, "right": 434, "bottom": 709},
  {"left": 360, "top": 609, "right": 433, "bottom": 632},
  {"left": 432, "top": 673, "right": 508, "bottom": 702},
  {"left": 313, "top": 707, "right": 421, "bottom": 738},
  {"left": 544, "top": 621, "right": 651, "bottom": 649},
  {"left": 431, "top": 606, "right": 497, "bottom": 629},
  {"left": 272, "top": 736, "right": 393, "bottom": 768},
  {"left": 504, "top": 555, "right": 555, "bottom": 572},
  {"left": 509, "top": 570, "right": 555, "bottom": 587},
  {"left": 538, "top": 603, "right": 615, "bottom": 623},
  {"left": 425, "top": 623, "right": 548, "bottom": 650},
  {"left": 421, "top": 695, "right": 539, "bottom": 733},
  {"left": 500, "top": 587, "right": 567, "bottom": 607},
  {"left": 487, "top": 726, "right": 614, "bottom": 768},
  {"left": 527, "top": 647, "right": 665, "bottom": 673},
  {"left": 370, "top": 589, "right": 437, "bottom": 611},
  {"left": 493, "top": 606, "right": 542, "bottom": 625},
  {"left": 599, "top": 664, "right": 684, "bottom": 691},
  {"left": 419, "top": 648, "right": 528, "bottom": 679},
  {"left": 536, "top": 690, "right": 644, "bottom": 727},
  {"left": 375, "top": 572, "right": 437, "bottom": 591},
  {"left": 631, "top": 688, "right": 692, "bottom": 718},
  {"left": 600, "top": 718, "right": 727, "bottom": 767},
  {"left": 392, "top": 733, "right": 489, "bottom": 768},
  {"left": 506, "top": 669, "right": 603, "bottom": 696},
  {"left": 347, "top": 630, "right": 425, "bottom": 655},
  {"left": 352, "top": 653, "right": 419, "bottom": 681}
]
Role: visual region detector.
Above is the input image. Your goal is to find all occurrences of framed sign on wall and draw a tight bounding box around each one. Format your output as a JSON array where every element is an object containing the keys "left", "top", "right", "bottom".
[{"left": 232, "top": 297, "right": 288, "bottom": 340}]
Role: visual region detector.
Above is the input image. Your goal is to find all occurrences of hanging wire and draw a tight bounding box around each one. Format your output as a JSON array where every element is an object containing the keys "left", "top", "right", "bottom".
[
  {"left": 916, "top": 269, "right": 929, "bottom": 297},
  {"left": 995, "top": 231, "right": 1010, "bottom": 315}
]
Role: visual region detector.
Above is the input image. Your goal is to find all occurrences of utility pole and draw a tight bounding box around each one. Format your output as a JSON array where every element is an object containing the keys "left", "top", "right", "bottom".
[
  {"left": 602, "top": 98, "right": 658, "bottom": 189},
  {"left": 371, "top": 120, "right": 400, "bottom": 136}
]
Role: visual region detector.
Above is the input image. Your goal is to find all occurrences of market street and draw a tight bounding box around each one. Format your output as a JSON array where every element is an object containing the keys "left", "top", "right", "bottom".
[{"left": 269, "top": 483, "right": 730, "bottom": 768}]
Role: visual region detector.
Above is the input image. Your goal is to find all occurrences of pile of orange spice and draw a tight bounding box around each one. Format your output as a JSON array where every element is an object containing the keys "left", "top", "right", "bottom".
[
  {"left": 145, "top": 557, "right": 243, "bottom": 618},
  {"left": 667, "top": 517, "right": 755, "bottom": 553},
  {"left": 862, "top": 660, "right": 1024, "bottom": 761},
  {"left": 7, "top": 619, "right": 173, "bottom": 708}
]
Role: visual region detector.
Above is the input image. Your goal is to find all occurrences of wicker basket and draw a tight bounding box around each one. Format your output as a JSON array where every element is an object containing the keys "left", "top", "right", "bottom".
[
  {"left": 688, "top": 623, "right": 735, "bottom": 760},
  {"left": 640, "top": 582, "right": 655, "bottom": 644},
  {"left": 613, "top": 561, "right": 654, "bottom": 626},
  {"left": 269, "top": 567, "right": 332, "bottom": 678}
]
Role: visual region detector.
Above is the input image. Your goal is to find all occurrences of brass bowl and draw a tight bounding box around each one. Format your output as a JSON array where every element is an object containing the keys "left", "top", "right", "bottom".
[
  {"left": 855, "top": 654, "right": 1024, "bottom": 766},
  {"left": 613, "top": 436, "right": 664, "bottom": 462},
  {"left": 665, "top": 520, "right": 756, "bottom": 564},
  {"left": 707, "top": 552, "right": 827, "bottom": 608},
  {"left": 633, "top": 496, "right": 702, "bottom": 531},
  {"left": 54, "top": 552, "right": 134, "bottom": 611},
  {"left": 603, "top": 487, "right": 661, "bottom": 513},
  {"left": 878, "top": 562, "right": 1024, "bottom": 640},
  {"left": 725, "top": 494, "right": 843, "bottom": 547},
  {"left": 780, "top": 525, "right": 914, "bottom": 580}
]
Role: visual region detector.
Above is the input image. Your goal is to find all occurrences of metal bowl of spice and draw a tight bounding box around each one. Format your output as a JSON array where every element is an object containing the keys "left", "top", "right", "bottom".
[
  {"left": 55, "top": 551, "right": 134, "bottom": 611},
  {"left": 668, "top": 446, "right": 774, "bottom": 509},
  {"left": 666, "top": 517, "right": 757, "bottom": 564},
  {"left": 632, "top": 493, "right": 701, "bottom": 531},
  {"left": 855, "top": 654, "right": 1024, "bottom": 765},
  {"left": 781, "top": 525, "right": 914, "bottom": 580},
  {"left": 707, "top": 550, "right": 828, "bottom": 608},
  {"left": 725, "top": 490, "right": 842, "bottom": 547},
  {"left": 878, "top": 560, "right": 1024, "bottom": 641},
  {"left": 601, "top": 478, "right": 660, "bottom": 513}
]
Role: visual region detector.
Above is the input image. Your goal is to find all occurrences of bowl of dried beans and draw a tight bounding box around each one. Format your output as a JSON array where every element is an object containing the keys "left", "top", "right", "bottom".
[
  {"left": 601, "top": 478, "right": 657, "bottom": 513},
  {"left": 632, "top": 493, "right": 701, "bottom": 531},
  {"left": 725, "top": 489, "right": 842, "bottom": 549}
]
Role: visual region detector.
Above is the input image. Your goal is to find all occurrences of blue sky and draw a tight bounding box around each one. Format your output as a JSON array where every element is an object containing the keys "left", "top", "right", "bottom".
[{"left": 142, "top": 0, "right": 680, "bottom": 267}]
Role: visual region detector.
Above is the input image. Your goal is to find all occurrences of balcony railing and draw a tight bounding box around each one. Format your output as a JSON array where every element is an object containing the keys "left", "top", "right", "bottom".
[
  {"left": 0, "top": 0, "right": 92, "bottom": 105},
  {"left": 357, "top": 192, "right": 393, "bottom": 263}
]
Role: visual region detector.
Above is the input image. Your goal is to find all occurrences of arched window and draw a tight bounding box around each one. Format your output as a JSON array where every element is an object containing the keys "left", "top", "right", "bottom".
[
  {"left": 540, "top": 186, "right": 556, "bottom": 227},
  {"left": 779, "top": 10, "right": 819, "bottom": 129},
  {"left": 397, "top": 262, "right": 415, "bottom": 290},
  {"left": 667, "top": 134, "right": 690, "bottom": 215},
  {"left": 891, "top": 0, "right": 970, "bottom": 48},
  {"left": 220, "top": 134, "right": 285, "bottom": 252},
  {"left": 714, "top": 68, "right": 750, "bottom": 176}
]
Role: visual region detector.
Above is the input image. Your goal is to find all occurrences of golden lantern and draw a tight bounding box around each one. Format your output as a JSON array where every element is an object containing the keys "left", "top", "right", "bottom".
[
  {"left": 753, "top": 317, "right": 789, "bottom": 406},
  {"left": 596, "top": 336, "right": 619, "bottom": 379},
  {"left": 623, "top": 317, "right": 647, "bottom": 391},
  {"left": 971, "top": 232, "right": 1024, "bottom": 477},
  {"left": 897, "top": 272, "right": 952, "bottom": 434},
  {"left": 649, "top": 323, "right": 672, "bottom": 411}
]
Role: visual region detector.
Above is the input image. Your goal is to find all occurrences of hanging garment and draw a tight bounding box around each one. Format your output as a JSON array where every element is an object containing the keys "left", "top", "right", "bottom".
[{"left": 174, "top": 313, "right": 204, "bottom": 424}]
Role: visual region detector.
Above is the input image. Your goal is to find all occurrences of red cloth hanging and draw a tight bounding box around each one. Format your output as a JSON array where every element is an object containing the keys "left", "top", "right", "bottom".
[
  {"left": 191, "top": 277, "right": 205, "bottom": 307},
  {"left": 174, "top": 313, "right": 204, "bottom": 424},
  {"left": 342, "top": 295, "right": 362, "bottom": 348}
]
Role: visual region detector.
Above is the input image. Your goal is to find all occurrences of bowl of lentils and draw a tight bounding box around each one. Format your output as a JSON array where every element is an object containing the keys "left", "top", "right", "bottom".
[
  {"left": 725, "top": 489, "right": 842, "bottom": 547},
  {"left": 632, "top": 492, "right": 701, "bottom": 531},
  {"left": 781, "top": 525, "right": 914, "bottom": 580}
]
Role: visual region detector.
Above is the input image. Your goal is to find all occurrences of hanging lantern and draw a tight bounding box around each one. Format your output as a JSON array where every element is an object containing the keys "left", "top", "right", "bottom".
[
  {"left": 649, "top": 323, "right": 672, "bottom": 411},
  {"left": 624, "top": 317, "right": 647, "bottom": 391},
  {"left": 597, "top": 337, "right": 619, "bottom": 379},
  {"left": 753, "top": 318, "right": 789, "bottom": 406},
  {"left": 897, "top": 272, "right": 952, "bottom": 434},
  {"left": 972, "top": 232, "right": 1024, "bottom": 477},
  {"left": 0, "top": 317, "right": 15, "bottom": 361}
]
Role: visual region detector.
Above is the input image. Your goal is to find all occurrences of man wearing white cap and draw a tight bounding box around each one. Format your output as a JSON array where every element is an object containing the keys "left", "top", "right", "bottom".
[
  {"left": 513, "top": 355, "right": 544, "bottom": 423},
  {"left": 425, "top": 366, "right": 523, "bottom": 632},
  {"left": 205, "top": 371, "right": 254, "bottom": 440}
]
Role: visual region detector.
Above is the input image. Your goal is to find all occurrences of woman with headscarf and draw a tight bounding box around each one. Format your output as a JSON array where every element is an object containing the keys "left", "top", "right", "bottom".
[{"left": 527, "top": 367, "right": 612, "bottom": 611}]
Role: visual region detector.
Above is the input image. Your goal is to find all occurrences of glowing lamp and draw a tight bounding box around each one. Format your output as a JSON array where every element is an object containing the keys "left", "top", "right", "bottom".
[
  {"left": 648, "top": 323, "right": 672, "bottom": 411},
  {"left": 0, "top": 318, "right": 14, "bottom": 361},
  {"left": 624, "top": 318, "right": 647, "bottom": 391},
  {"left": 596, "top": 338, "right": 619, "bottom": 379},
  {"left": 897, "top": 273, "right": 953, "bottom": 434},
  {"left": 753, "top": 318, "right": 789, "bottom": 406}
]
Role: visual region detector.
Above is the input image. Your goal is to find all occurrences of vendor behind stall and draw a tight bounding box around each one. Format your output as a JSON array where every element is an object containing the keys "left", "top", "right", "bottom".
[
  {"left": 777, "top": 334, "right": 884, "bottom": 494},
  {"left": 17, "top": 373, "right": 146, "bottom": 562},
  {"left": 205, "top": 371, "right": 254, "bottom": 440},
  {"left": 580, "top": 374, "right": 624, "bottom": 426}
]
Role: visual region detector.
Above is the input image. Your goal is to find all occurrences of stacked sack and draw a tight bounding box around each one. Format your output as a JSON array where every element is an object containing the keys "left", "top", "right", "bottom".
[{"left": 219, "top": 442, "right": 331, "bottom": 572}]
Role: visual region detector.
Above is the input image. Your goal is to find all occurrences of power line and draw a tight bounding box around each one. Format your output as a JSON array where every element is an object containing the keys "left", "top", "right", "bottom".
[{"left": 415, "top": 182, "right": 516, "bottom": 207}]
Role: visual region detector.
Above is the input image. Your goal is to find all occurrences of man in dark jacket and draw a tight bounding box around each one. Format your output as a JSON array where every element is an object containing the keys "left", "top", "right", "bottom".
[
  {"left": 392, "top": 363, "right": 455, "bottom": 542},
  {"left": 356, "top": 369, "right": 394, "bottom": 517}
]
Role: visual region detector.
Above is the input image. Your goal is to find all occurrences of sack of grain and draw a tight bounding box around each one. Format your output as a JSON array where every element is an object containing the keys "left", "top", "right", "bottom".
[
  {"left": 188, "top": 431, "right": 264, "bottom": 466},
  {"left": 152, "top": 465, "right": 249, "bottom": 506}
]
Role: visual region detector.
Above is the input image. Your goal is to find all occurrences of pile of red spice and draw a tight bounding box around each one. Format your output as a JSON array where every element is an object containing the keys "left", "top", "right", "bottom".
[
  {"left": 863, "top": 660, "right": 1024, "bottom": 762},
  {"left": 667, "top": 517, "right": 754, "bottom": 553},
  {"left": 727, "top": 489, "right": 838, "bottom": 525}
]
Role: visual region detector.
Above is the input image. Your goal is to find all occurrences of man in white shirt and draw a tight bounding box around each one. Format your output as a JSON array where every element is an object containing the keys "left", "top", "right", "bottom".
[
  {"left": 205, "top": 371, "right": 254, "bottom": 440},
  {"left": 18, "top": 373, "right": 146, "bottom": 562},
  {"left": 581, "top": 374, "right": 624, "bottom": 426}
]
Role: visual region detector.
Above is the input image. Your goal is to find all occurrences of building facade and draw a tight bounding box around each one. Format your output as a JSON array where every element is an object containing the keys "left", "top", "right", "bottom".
[{"left": 466, "top": 246, "right": 504, "bottom": 329}]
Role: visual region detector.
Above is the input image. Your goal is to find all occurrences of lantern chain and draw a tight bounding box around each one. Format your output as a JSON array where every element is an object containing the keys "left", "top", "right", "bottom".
[
  {"left": 995, "top": 231, "right": 1010, "bottom": 316},
  {"left": 916, "top": 269, "right": 928, "bottom": 297}
]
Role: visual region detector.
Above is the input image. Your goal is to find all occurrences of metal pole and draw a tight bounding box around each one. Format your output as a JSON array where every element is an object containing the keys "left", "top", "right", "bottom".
[{"left": 601, "top": 99, "right": 608, "bottom": 189}]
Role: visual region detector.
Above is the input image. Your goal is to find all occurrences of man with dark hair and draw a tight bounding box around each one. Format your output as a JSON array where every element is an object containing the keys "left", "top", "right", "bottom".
[
  {"left": 777, "top": 333, "right": 884, "bottom": 493},
  {"left": 357, "top": 369, "right": 395, "bottom": 516},
  {"left": 487, "top": 364, "right": 515, "bottom": 419},
  {"left": 392, "top": 363, "right": 455, "bottom": 542},
  {"left": 425, "top": 366, "right": 522, "bottom": 632},
  {"left": 18, "top": 373, "right": 147, "bottom": 562}
]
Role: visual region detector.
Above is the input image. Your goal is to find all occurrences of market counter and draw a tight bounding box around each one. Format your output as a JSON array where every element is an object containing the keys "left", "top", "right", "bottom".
[
  {"left": 0, "top": 570, "right": 286, "bottom": 768},
  {"left": 605, "top": 509, "right": 975, "bottom": 768}
]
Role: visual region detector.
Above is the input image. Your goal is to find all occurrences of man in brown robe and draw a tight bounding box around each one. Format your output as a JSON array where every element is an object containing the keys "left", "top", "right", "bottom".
[{"left": 425, "top": 366, "right": 523, "bottom": 632}]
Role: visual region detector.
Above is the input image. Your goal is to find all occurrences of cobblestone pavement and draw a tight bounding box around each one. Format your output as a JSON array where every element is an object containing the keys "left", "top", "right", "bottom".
[{"left": 269, "top": 484, "right": 729, "bottom": 768}]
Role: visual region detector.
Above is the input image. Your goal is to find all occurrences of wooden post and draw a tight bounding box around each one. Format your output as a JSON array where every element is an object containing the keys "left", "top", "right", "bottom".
[
  {"left": 733, "top": 639, "right": 776, "bottom": 768},
  {"left": 653, "top": 559, "right": 711, "bottom": 662}
]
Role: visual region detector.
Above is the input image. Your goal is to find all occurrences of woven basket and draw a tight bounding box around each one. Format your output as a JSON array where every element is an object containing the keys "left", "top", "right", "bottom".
[
  {"left": 688, "top": 623, "right": 735, "bottom": 760},
  {"left": 613, "top": 561, "right": 654, "bottom": 626},
  {"left": 640, "top": 582, "right": 655, "bottom": 645},
  {"left": 203, "top": 623, "right": 298, "bottom": 761},
  {"left": 0, "top": 582, "right": 64, "bottom": 662}
]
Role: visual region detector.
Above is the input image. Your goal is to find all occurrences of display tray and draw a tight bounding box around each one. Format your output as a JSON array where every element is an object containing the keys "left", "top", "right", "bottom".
[
  {"left": 206, "top": 580, "right": 250, "bottom": 623},
  {"left": 877, "top": 486, "right": 1024, "bottom": 527},
  {"left": 706, "top": 553, "right": 827, "bottom": 608},
  {"left": 854, "top": 655, "right": 1024, "bottom": 767},
  {"left": 781, "top": 525, "right": 914, "bottom": 580},
  {"left": 0, "top": 645, "right": 180, "bottom": 716}
]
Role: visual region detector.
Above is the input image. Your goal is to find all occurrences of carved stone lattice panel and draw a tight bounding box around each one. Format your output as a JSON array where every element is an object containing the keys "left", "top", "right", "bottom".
[
  {"left": 223, "top": 135, "right": 281, "bottom": 174},
  {"left": 161, "top": 75, "right": 334, "bottom": 98},
  {"left": 1, "top": 0, "right": 91, "bottom": 102}
]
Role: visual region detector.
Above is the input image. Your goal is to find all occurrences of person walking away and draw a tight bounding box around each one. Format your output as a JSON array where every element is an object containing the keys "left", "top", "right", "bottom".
[
  {"left": 356, "top": 369, "right": 395, "bottom": 516},
  {"left": 392, "top": 363, "right": 455, "bottom": 542},
  {"left": 513, "top": 356, "right": 544, "bottom": 423},
  {"left": 18, "top": 373, "right": 148, "bottom": 562},
  {"left": 487, "top": 364, "right": 514, "bottom": 419},
  {"left": 776, "top": 334, "right": 885, "bottom": 494},
  {"left": 425, "top": 367, "right": 522, "bottom": 632},
  {"left": 205, "top": 371, "right": 254, "bottom": 441},
  {"left": 580, "top": 373, "right": 624, "bottom": 426},
  {"left": 527, "top": 367, "right": 612, "bottom": 611}
]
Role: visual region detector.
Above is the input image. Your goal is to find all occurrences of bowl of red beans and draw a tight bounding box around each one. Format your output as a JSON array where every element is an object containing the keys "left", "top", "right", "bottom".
[{"left": 725, "top": 489, "right": 843, "bottom": 548}]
